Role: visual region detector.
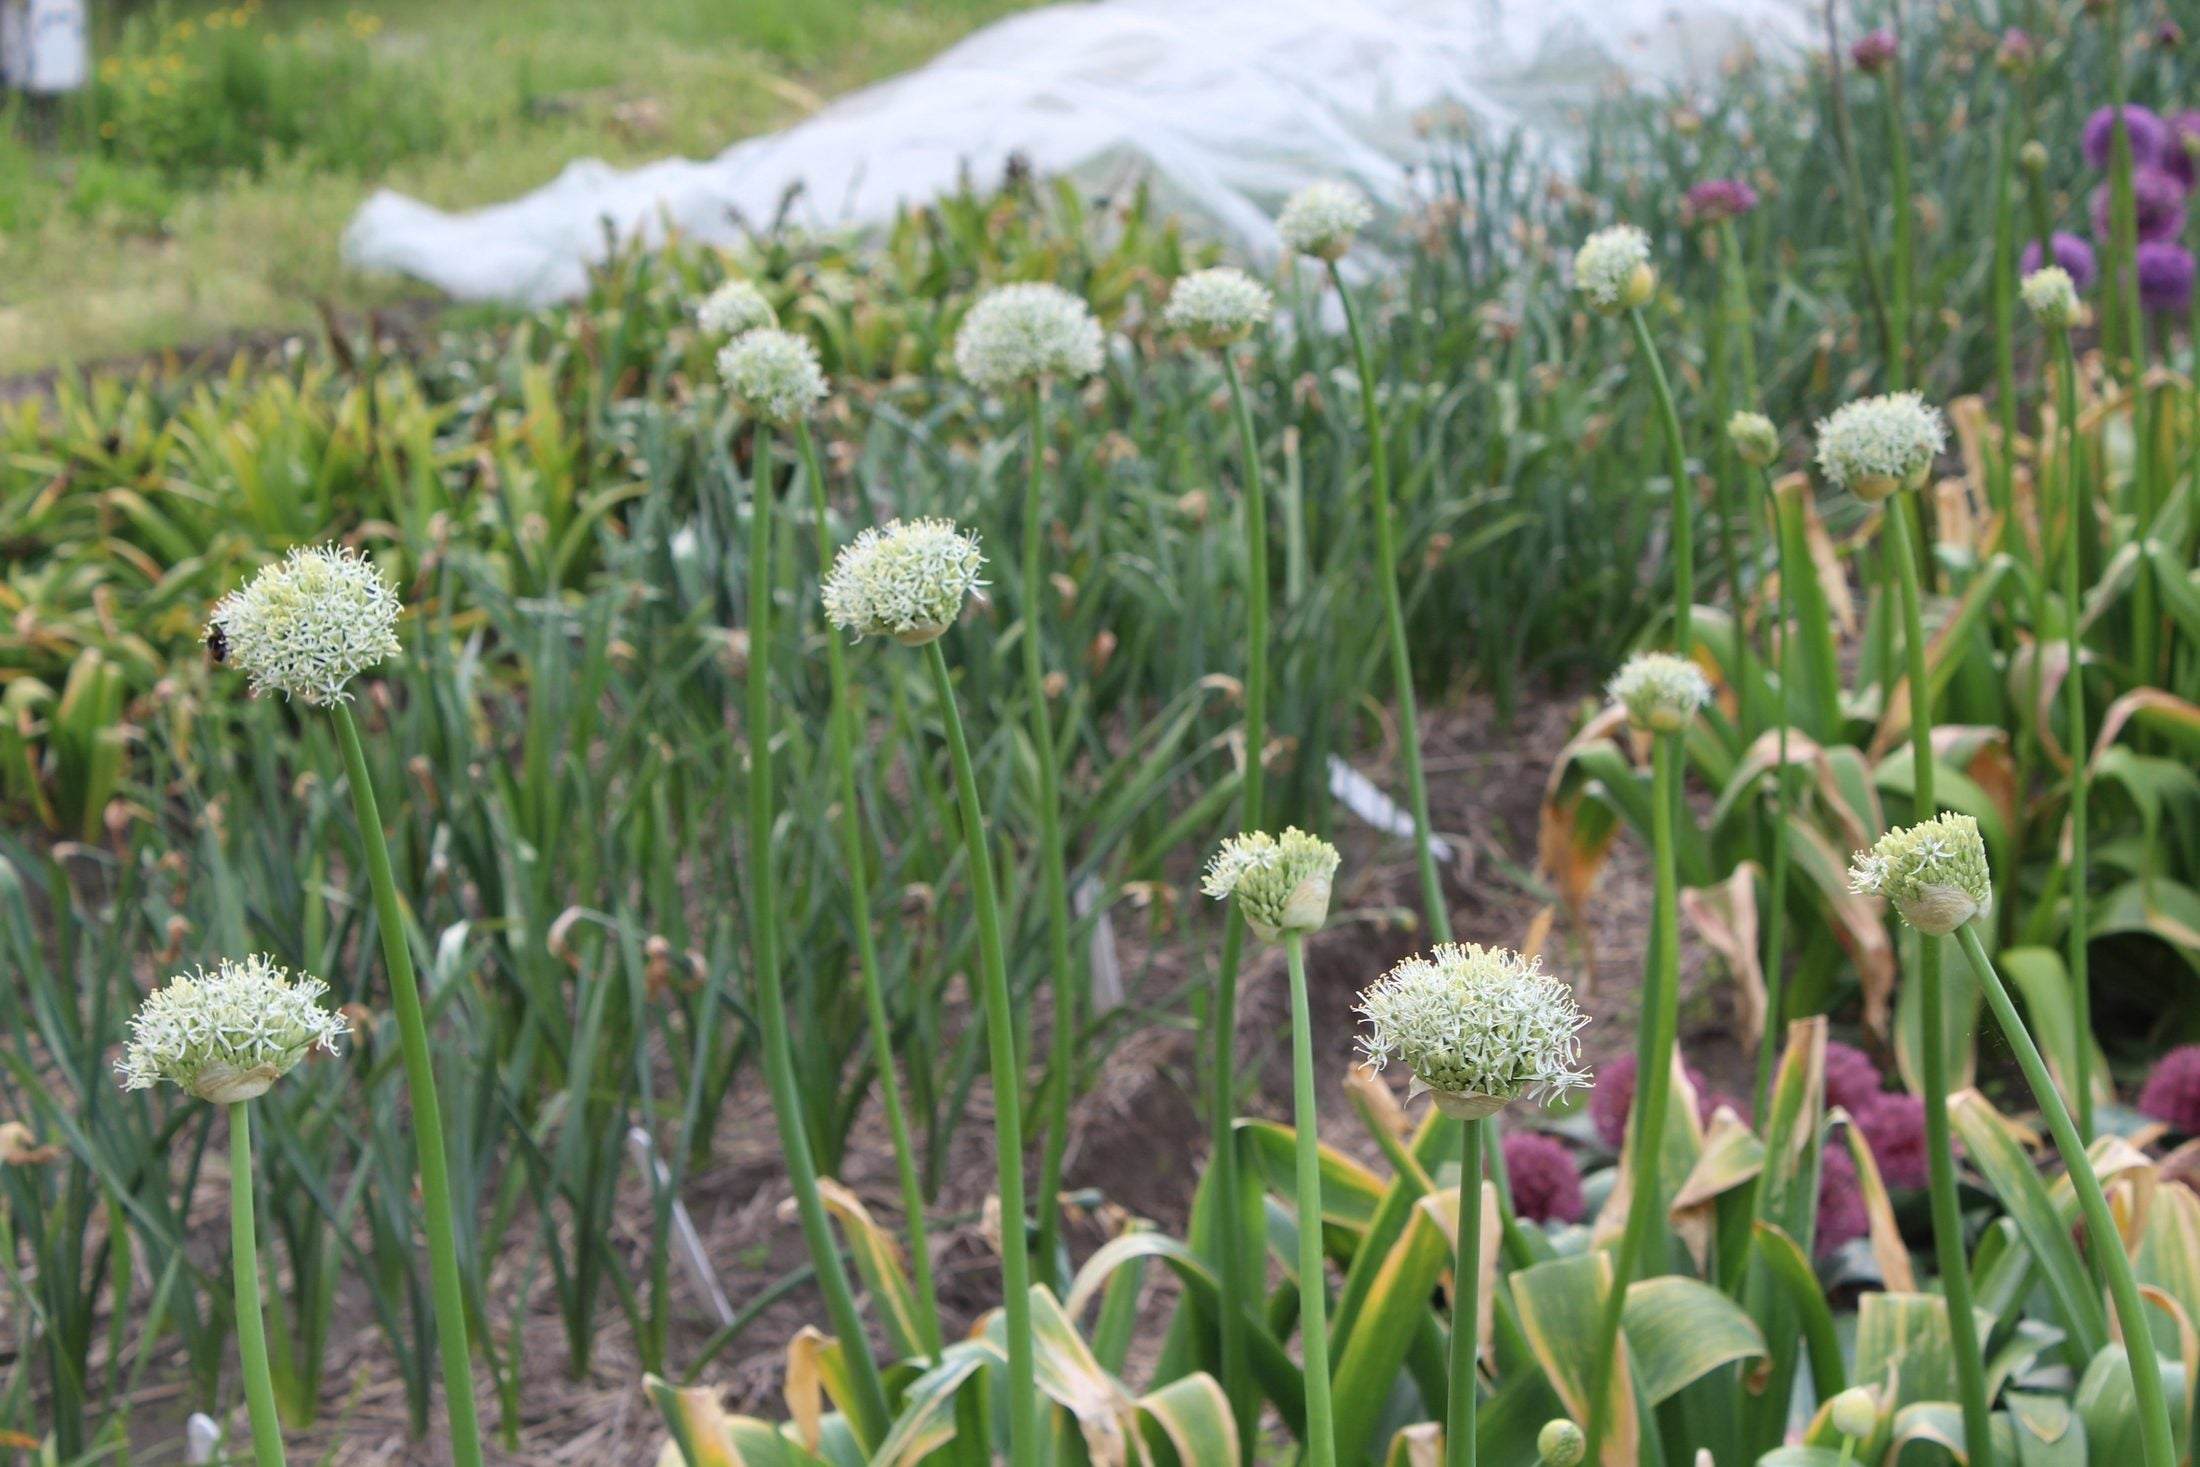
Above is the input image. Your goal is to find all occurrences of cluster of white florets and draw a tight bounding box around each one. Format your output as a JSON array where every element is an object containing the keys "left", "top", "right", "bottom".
[
  {"left": 952, "top": 283, "right": 1106, "bottom": 391},
  {"left": 205, "top": 545, "right": 401, "bottom": 706},
  {"left": 1356, "top": 943, "right": 1590, "bottom": 1117},
  {"left": 1201, "top": 828, "right": 1340, "bottom": 943},
  {"left": 1163, "top": 267, "right": 1274, "bottom": 348},
  {"left": 695, "top": 278, "right": 776, "bottom": 337},
  {"left": 1607, "top": 651, "right": 1712, "bottom": 733},
  {"left": 1813, "top": 392, "right": 1946, "bottom": 499},
  {"left": 821, "top": 518, "right": 985, "bottom": 646},
  {"left": 116, "top": 955, "right": 348, "bottom": 1103},
  {"left": 1572, "top": 225, "right": 1656, "bottom": 313},
  {"left": 718, "top": 328, "right": 829, "bottom": 423},
  {"left": 1847, "top": 813, "right": 1993, "bottom": 935},
  {"left": 1277, "top": 181, "right": 1373, "bottom": 261}
]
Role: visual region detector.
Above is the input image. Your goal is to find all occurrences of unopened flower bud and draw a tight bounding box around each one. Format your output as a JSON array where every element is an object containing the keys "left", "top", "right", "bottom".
[
  {"left": 2020, "top": 266, "right": 2083, "bottom": 329},
  {"left": 1847, "top": 813, "right": 1993, "bottom": 935},
  {"left": 1608, "top": 651, "right": 1712, "bottom": 733},
  {"left": 1828, "top": 1386, "right": 1880, "bottom": 1440},
  {"left": 1727, "top": 410, "right": 1780, "bottom": 468},
  {"left": 1202, "top": 828, "right": 1339, "bottom": 943},
  {"left": 1537, "top": 1419, "right": 1587, "bottom": 1466},
  {"left": 2019, "top": 139, "right": 2049, "bottom": 174}
]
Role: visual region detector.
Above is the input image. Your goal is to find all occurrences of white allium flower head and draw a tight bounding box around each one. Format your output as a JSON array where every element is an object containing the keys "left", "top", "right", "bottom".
[
  {"left": 821, "top": 518, "right": 986, "bottom": 646},
  {"left": 717, "top": 327, "right": 828, "bottom": 423},
  {"left": 1163, "top": 266, "right": 1274, "bottom": 349},
  {"left": 695, "top": 279, "right": 776, "bottom": 337},
  {"left": 1607, "top": 651, "right": 1712, "bottom": 734},
  {"left": 1201, "top": 827, "right": 1339, "bottom": 943},
  {"left": 952, "top": 283, "right": 1105, "bottom": 392},
  {"left": 206, "top": 544, "right": 400, "bottom": 706},
  {"left": 1727, "top": 410, "right": 1780, "bottom": 469},
  {"left": 116, "top": 955, "right": 347, "bottom": 1103},
  {"left": 1847, "top": 812, "right": 1992, "bottom": 935},
  {"left": 1357, "top": 943, "right": 1590, "bottom": 1117},
  {"left": 1277, "top": 181, "right": 1373, "bottom": 261},
  {"left": 1572, "top": 224, "right": 1656, "bottom": 313},
  {"left": 2020, "top": 266, "right": 2083, "bottom": 330},
  {"left": 1813, "top": 392, "right": 1946, "bottom": 500}
]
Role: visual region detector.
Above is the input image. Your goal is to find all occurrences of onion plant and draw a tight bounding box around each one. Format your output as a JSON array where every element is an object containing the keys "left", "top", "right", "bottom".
[{"left": 1728, "top": 412, "right": 1790, "bottom": 1113}]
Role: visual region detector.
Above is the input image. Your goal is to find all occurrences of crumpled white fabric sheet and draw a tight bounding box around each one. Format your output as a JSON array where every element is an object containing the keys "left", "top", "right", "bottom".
[{"left": 344, "top": 0, "right": 1811, "bottom": 306}]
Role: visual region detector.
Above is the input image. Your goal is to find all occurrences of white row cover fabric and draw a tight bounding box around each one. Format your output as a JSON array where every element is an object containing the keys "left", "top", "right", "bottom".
[{"left": 344, "top": 0, "right": 1812, "bottom": 307}]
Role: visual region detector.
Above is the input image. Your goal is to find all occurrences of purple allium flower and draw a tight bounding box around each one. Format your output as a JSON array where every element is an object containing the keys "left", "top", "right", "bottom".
[
  {"left": 1682, "top": 177, "right": 1760, "bottom": 227},
  {"left": 2091, "top": 167, "right": 2190, "bottom": 243},
  {"left": 1816, "top": 1145, "right": 1869, "bottom": 1257},
  {"left": 2021, "top": 232, "right": 2100, "bottom": 292},
  {"left": 2156, "top": 19, "right": 2184, "bottom": 51},
  {"left": 1995, "top": 28, "right": 2035, "bottom": 75},
  {"left": 2138, "top": 1044, "right": 2200, "bottom": 1133},
  {"left": 1502, "top": 1131, "right": 1587, "bottom": 1224},
  {"left": 1856, "top": 1092, "right": 1930, "bottom": 1190},
  {"left": 2136, "top": 240, "right": 2196, "bottom": 312},
  {"left": 1588, "top": 1052, "right": 1713, "bottom": 1152},
  {"left": 1825, "top": 1040, "right": 1887, "bottom": 1113},
  {"left": 1849, "top": 28, "right": 1898, "bottom": 73},
  {"left": 2083, "top": 104, "right": 2169, "bottom": 171}
]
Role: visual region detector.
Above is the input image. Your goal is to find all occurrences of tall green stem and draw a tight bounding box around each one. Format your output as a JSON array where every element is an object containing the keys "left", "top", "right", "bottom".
[
  {"left": 1284, "top": 933, "right": 1337, "bottom": 1467},
  {"left": 1446, "top": 1117, "right": 1482, "bottom": 1467},
  {"left": 228, "top": 1103, "right": 287, "bottom": 1467},
  {"left": 1886, "top": 505, "right": 1994, "bottom": 1466},
  {"left": 924, "top": 639, "right": 1040, "bottom": 1465},
  {"left": 740, "top": 427, "right": 891, "bottom": 1442},
  {"left": 1882, "top": 56, "right": 1914, "bottom": 390},
  {"left": 1956, "top": 926, "right": 2175, "bottom": 1467},
  {"left": 331, "top": 704, "right": 484, "bottom": 1467},
  {"left": 1023, "top": 383, "right": 1079, "bottom": 1290},
  {"left": 796, "top": 422, "right": 945, "bottom": 1356},
  {"left": 2103, "top": 0, "right": 2158, "bottom": 680},
  {"left": 2051, "top": 334, "right": 2095, "bottom": 1140},
  {"left": 1584, "top": 732, "right": 1681, "bottom": 1462},
  {"left": 1755, "top": 479, "right": 1795, "bottom": 1118},
  {"left": 1628, "top": 308, "right": 1693, "bottom": 662}
]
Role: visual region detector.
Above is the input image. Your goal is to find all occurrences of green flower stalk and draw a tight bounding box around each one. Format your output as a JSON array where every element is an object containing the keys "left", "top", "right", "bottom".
[
  {"left": 1204, "top": 828, "right": 1341, "bottom": 1467},
  {"left": 1357, "top": 944, "right": 1590, "bottom": 1467},
  {"left": 1856, "top": 820, "right": 2178, "bottom": 1467},
  {"left": 955, "top": 282, "right": 1104, "bottom": 1291},
  {"left": 120, "top": 956, "right": 347, "bottom": 1467},
  {"left": 2096, "top": 0, "right": 2160, "bottom": 681},
  {"left": 1583, "top": 651, "right": 1706, "bottom": 1463},
  {"left": 826, "top": 517, "right": 1042, "bottom": 1464},
  {"left": 1817, "top": 393, "right": 1995, "bottom": 1467},
  {"left": 719, "top": 338, "right": 893, "bottom": 1442},
  {"left": 1730, "top": 412, "right": 1791, "bottom": 1116},
  {"left": 206, "top": 548, "right": 486, "bottom": 1467},
  {"left": 1166, "top": 262, "right": 1276, "bottom": 1454}
]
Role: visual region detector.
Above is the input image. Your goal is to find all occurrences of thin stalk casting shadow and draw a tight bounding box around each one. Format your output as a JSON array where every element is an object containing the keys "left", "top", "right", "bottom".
[
  {"left": 1284, "top": 931, "right": 1338, "bottom": 1467},
  {"left": 1447, "top": 1117, "right": 1483, "bottom": 1467},
  {"left": 228, "top": 1102, "right": 288, "bottom": 1467}
]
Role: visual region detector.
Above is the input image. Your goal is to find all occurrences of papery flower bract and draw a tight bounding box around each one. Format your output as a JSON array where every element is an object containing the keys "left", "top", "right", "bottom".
[
  {"left": 1162, "top": 266, "right": 1273, "bottom": 349},
  {"left": 1537, "top": 1418, "right": 1587, "bottom": 1466},
  {"left": 1681, "top": 177, "right": 1758, "bottom": 227},
  {"left": 2020, "top": 231, "right": 2099, "bottom": 291},
  {"left": 1502, "top": 1130, "right": 1586, "bottom": 1224},
  {"left": 953, "top": 282, "right": 1105, "bottom": 391},
  {"left": 821, "top": 518, "right": 985, "bottom": 646},
  {"left": 1356, "top": 943, "right": 1590, "bottom": 1117},
  {"left": 1276, "top": 180, "right": 1372, "bottom": 261},
  {"left": 2020, "top": 265, "right": 2084, "bottom": 328},
  {"left": 1607, "top": 651, "right": 1711, "bottom": 733},
  {"left": 1848, "top": 812, "right": 1993, "bottom": 935},
  {"left": 695, "top": 278, "right": 775, "bottom": 337},
  {"left": 1727, "top": 410, "right": 1780, "bottom": 468},
  {"left": 1572, "top": 224, "right": 1655, "bottom": 314},
  {"left": 206, "top": 544, "right": 400, "bottom": 706},
  {"left": 117, "top": 955, "right": 347, "bottom": 1104},
  {"left": 2090, "top": 166, "right": 2189, "bottom": 242},
  {"left": 2083, "top": 103, "right": 2168, "bottom": 170},
  {"left": 2135, "top": 240, "right": 2196, "bottom": 312},
  {"left": 2137, "top": 1045, "right": 2200, "bottom": 1132},
  {"left": 717, "top": 327, "right": 828, "bottom": 423},
  {"left": 1201, "top": 828, "right": 1338, "bottom": 943},
  {"left": 1813, "top": 391, "right": 1947, "bottom": 500}
]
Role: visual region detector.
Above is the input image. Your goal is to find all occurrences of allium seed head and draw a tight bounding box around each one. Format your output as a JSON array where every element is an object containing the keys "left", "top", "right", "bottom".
[
  {"left": 1813, "top": 392, "right": 1946, "bottom": 499},
  {"left": 1356, "top": 943, "right": 1590, "bottom": 1117},
  {"left": 206, "top": 545, "right": 400, "bottom": 706},
  {"left": 695, "top": 279, "right": 775, "bottom": 337},
  {"left": 1163, "top": 267, "right": 1274, "bottom": 349},
  {"left": 953, "top": 283, "right": 1105, "bottom": 391},
  {"left": 116, "top": 955, "right": 347, "bottom": 1103},
  {"left": 2020, "top": 266, "right": 2083, "bottom": 329},
  {"left": 821, "top": 518, "right": 985, "bottom": 646},
  {"left": 1607, "top": 651, "right": 1712, "bottom": 733},
  {"left": 1572, "top": 225, "right": 1655, "bottom": 314},
  {"left": 1727, "top": 410, "right": 1780, "bottom": 468},
  {"left": 1201, "top": 828, "right": 1339, "bottom": 943},
  {"left": 1537, "top": 1419, "right": 1588, "bottom": 1467},
  {"left": 1276, "top": 181, "right": 1373, "bottom": 261},
  {"left": 717, "top": 328, "right": 828, "bottom": 423},
  {"left": 1848, "top": 813, "right": 1993, "bottom": 935}
]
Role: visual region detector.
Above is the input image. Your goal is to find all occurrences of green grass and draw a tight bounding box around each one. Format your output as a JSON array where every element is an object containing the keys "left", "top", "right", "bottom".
[{"left": 0, "top": 0, "right": 1029, "bottom": 374}]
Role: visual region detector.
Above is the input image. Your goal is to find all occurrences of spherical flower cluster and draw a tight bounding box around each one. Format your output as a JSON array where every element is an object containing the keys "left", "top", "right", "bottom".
[
  {"left": 1201, "top": 827, "right": 1339, "bottom": 943},
  {"left": 1816, "top": 1144, "right": 1869, "bottom": 1256},
  {"left": 1813, "top": 392, "right": 1947, "bottom": 500},
  {"left": 695, "top": 278, "right": 775, "bottom": 337},
  {"left": 2020, "top": 232, "right": 2099, "bottom": 292},
  {"left": 1537, "top": 1418, "right": 1588, "bottom": 1467},
  {"left": 1502, "top": 1130, "right": 1586, "bottom": 1224},
  {"left": 1849, "top": 28, "right": 1897, "bottom": 73},
  {"left": 1994, "top": 28, "right": 2035, "bottom": 76},
  {"left": 1681, "top": 178, "right": 1759, "bottom": 227},
  {"left": 1827, "top": 1386, "right": 1882, "bottom": 1441},
  {"left": 2136, "top": 240, "right": 2196, "bottom": 313},
  {"left": 205, "top": 545, "right": 401, "bottom": 706},
  {"left": 1727, "top": 410, "right": 1780, "bottom": 468},
  {"left": 1607, "top": 651, "right": 1712, "bottom": 733},
  {"left": 1824, "top": 1039, "right": 1886, "bottom": 1113},
  {"left": 821, "top": 518, "right": 985, "bottom": 646},
  {"left": 1276, "top": 180, "right": 1372, "bottom": 261},
  {"left": 2090, "top": 167, "right": 2189, "bottom": 243},
  {"left": 1356, "top": 943, "right": 1590, "bottom": 1117},
  {"left": 1162, "top": 267, "right": 1274, "bottom": 349},
  {"left": 116, "top": 955, "right": 348, "bottom": 1104},
  {"left": 2020, "top": 265, "right": 2084, "bottom": 329},
  {"left": 1572, "top": 225, "right": 1655, "bottom": 314},
  {"left": 2137, "top": 1044, "right": 2200, "bottom": 1133},
  {"left": 953, "top": 283, "right": 1105, "bottom": 391},
  {"left": 1856, "top": 1092, "right": 1930, "bottom": 1189},
  {"left": 1587, "top": 1052, "right": 1715, "bottom": 1151},
  {"left": 718, "top": 328, "right": 828, "bottom": 423},
  {"left": 1847, "top": 813, "right": 1993, "bottom": 935},
  {"left": 2083, "top": 104, "right": 2170, "bottom": 171}
]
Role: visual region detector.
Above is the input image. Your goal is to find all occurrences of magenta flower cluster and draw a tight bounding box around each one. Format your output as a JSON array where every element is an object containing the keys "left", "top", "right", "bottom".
[{"left": 2076, "top": 103, "right": 2198, "bottom": 312}]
